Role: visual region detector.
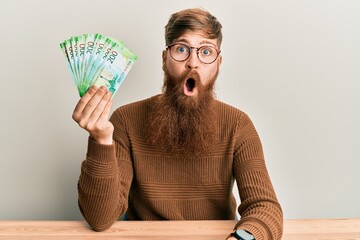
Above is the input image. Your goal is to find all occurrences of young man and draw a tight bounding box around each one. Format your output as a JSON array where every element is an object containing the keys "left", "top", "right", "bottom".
[{"left": 72, "top": 8, "right": 283, "bottom": 240}]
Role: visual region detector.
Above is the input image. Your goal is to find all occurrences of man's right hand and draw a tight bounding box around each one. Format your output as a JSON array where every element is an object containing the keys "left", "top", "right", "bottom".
[{"left": 72, "top": 85, "right": 114, "bottom": 145}]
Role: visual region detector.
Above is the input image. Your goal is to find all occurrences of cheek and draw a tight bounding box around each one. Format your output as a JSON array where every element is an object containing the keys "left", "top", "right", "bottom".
[
  {"left": 165, "top": 60, "right": 184, "bottom": 77},
  {"left": 201, "top": 66, "right": 219, "bottom": 85}
]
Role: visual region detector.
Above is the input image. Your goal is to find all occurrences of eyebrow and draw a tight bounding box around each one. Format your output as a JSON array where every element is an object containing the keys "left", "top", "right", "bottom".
[{"left": 174, "top": 38, "right": 217, "bottom": 48}]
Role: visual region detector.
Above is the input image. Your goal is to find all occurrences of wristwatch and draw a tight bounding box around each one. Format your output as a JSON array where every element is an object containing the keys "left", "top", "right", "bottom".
[{"left": 230, "top": 229, "right": 255, "bottom": 240}]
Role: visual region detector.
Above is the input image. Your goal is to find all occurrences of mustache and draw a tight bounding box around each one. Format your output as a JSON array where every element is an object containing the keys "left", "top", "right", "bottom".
[
  {"left": 183, "top": 70, "right": 201, "bottom": 84},
  {"left": 169, "top": 69, "right": 202, "bottom": 93},
  {"left": 164, "top": 68, "right": 201, "bottom": 85}
]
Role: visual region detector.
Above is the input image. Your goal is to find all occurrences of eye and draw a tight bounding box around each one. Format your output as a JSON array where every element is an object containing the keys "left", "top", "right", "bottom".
[
  {"left": 175, "top": 45, "right": 188, "bottom": 53},
  {"left": 200, "top": 47, "right": 213, "bottom": 56}
]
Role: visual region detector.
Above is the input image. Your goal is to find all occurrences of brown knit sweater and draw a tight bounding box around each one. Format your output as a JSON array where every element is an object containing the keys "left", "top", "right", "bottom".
[{"left": 78, "top": 95, "right": 283, "bottom": 239}]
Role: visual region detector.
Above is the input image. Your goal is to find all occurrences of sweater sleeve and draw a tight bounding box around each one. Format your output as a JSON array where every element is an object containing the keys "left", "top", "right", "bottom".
[
  {"left": 232, "top": 113, "right": 283, "bottom": 240},
  {"left": 77, "top": 111, "right": 133, "bottom": 232}
]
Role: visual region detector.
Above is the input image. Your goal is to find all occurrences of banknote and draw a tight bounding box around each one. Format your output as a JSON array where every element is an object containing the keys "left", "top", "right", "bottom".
[
  {"left": 94, "top": 39, "right": 137, "bottom": 95},
  {"left": 60, "top": 33, "right": 137, "bottom": 97}
]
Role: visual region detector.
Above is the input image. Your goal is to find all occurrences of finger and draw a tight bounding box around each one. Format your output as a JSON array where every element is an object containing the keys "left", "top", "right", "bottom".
[
  {"left": 80, "top": 86, "right": 108, "bottom": 121},
  {"left": 96, "top": 93, "right": 113, "bottom": 125},
  {"left": 73, "top": 85, "right": 98, "bottom": 116},
  {"left": 87, "top": 90, "right": 112, "bottom": 127}
]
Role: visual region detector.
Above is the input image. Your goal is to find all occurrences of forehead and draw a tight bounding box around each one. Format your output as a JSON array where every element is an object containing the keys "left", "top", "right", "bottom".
[{"left": 173, "top": 30, "right": 219, "bottom": 48}]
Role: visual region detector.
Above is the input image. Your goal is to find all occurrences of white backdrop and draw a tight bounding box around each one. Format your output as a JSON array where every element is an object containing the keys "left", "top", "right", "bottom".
[{"left": 0, "top": 0, "right": 359, "bottom": 220}]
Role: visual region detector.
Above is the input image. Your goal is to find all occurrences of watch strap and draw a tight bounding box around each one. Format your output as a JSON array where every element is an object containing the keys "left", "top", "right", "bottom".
[{"left": 230, "top": 229, "right": 255, "bottom": 240}]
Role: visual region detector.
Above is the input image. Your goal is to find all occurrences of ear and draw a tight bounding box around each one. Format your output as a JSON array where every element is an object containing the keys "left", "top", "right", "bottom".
[
  {"left": 162, "top": 50, "right": 167, "bottom": 71},
  {"left": 218, "top": 54, "right": 222, "bottom": 66}
]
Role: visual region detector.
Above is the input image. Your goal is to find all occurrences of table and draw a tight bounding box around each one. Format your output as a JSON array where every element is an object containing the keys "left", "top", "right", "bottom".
[{"left": 0, "top": 219, "right": 359, "bottom": 239}]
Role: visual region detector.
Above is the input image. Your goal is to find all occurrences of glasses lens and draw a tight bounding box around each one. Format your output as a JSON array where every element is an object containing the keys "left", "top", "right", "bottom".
[
  {"left": 198, "top": 46, "right": 217, "bottom": 64},
  {"left": 170, "top": 44, "right": 190, "bottom": 61},
  {"left": 168, "top": 44, "right": 219, "bottom": 64}
]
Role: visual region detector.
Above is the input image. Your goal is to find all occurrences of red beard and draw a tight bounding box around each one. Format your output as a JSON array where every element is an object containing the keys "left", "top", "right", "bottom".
[{"left": 146, "top": 67, "right": 219, "bottom": 155}]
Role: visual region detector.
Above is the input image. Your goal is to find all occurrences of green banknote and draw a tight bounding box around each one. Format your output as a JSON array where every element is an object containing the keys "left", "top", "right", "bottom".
[{"left": 60, "top": 33, "right": 138, "bottom": 97}]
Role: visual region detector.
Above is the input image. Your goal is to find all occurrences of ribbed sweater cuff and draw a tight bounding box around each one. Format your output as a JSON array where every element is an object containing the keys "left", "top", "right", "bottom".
[
  {"left": 84, "top": 137, "right": 118, "bottom": 177},
  {"left": 87, "top": 137, "right": 116, "bottom": 163},
  {"left": 235, "top": 220, "right": 270, "bottom": 240}
]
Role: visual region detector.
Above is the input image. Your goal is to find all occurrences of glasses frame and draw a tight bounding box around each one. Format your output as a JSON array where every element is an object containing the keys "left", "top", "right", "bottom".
[{"left": 166, "top": 43, "right": 221, "bottom": 64}]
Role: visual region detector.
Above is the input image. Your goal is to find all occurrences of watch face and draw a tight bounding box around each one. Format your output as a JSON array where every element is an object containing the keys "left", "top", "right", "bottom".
[{"left": 235, "top": 229, "right": 254, "bottom": 240}]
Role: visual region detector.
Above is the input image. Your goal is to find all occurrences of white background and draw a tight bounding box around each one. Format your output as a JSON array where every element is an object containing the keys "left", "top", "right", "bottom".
[{"left": 0, "top": 0, "right": 359, "bottom": 220}]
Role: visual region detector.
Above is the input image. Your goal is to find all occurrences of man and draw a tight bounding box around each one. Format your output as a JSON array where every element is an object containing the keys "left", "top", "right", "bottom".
[{"left": 72, "top": 8, "right": 283, "bottom": 240}]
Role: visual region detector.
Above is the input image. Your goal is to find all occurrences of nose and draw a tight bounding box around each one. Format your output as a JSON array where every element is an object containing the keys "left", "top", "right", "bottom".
[{"left": 185, "top": 50, "right": 199, "bottom": 69}]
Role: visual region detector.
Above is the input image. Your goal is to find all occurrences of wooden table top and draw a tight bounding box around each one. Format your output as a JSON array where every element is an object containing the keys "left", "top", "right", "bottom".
[{"left": 0, "top": 219, "right": 359, "bottom": 239}]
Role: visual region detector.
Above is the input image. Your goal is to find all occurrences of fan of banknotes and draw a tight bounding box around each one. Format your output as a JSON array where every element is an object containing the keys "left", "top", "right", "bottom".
[{"left": 60, "top": 33, "right": 137, "bottom": 97}]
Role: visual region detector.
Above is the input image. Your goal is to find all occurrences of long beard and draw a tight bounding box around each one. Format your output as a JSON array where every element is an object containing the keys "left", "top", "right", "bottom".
[{"left": 146, "top": 67, "right": 218, "bottom": 155}]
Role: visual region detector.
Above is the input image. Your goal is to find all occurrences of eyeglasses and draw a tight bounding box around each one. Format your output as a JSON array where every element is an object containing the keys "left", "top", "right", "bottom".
[{"left": 166, "top": 43, "right": 221, "bottom": 64}]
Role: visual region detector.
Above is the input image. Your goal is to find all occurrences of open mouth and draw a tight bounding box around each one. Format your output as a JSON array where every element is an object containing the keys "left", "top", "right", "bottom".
[
  {"left": 183, "top": 74, "right": 199, "bottom": 97},
  {"left": 186, "top": 78, "right": 195, "bottom": 92},
  {"left": 183, "top": 78, "right": 197, "bottom": 96}
]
